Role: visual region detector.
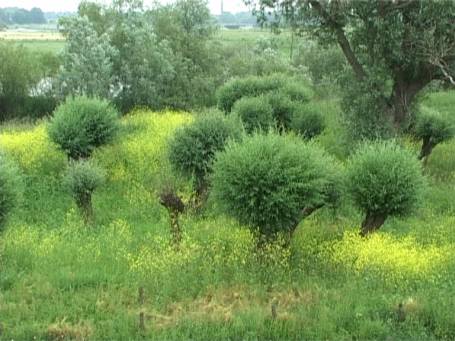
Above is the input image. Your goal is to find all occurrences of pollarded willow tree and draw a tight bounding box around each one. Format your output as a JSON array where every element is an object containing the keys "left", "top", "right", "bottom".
[{"left": 246, "top": 0, "right": 455, "bottom": 134}]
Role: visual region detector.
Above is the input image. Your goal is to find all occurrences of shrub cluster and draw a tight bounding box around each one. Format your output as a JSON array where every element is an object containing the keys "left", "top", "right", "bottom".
[
  {"left": 347, "top": 141, "right": 425, "bottom": 236},
  {"left": 168, "top": 111, "right": 242, "bottom": 196},
  {"left": 48, "top": 96, "right": 119, "bottom": 160},
  {"left": 216, "top": 75, "right": 285, "bottom": 113},
  {"left": 217, "top": 74, "right": 324, "bottom": 138},
  {"left": 211, "top": 133, "right": 341, "bottom": 238}
]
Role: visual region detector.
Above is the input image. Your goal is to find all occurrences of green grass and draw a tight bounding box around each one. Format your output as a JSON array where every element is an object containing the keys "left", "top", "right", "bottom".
[
  {"left": 11, "top": 40, "right": 65, "bottom": 55},
  {"left": 1, "top": 88, "right": 455, "bottom": 340}
]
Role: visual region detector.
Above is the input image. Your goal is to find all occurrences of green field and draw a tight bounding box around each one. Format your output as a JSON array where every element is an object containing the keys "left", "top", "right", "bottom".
[
  {"left": 2, "top": 28, "right": 292, "bottom": 56},
  {"left": 10, "top": 40, "right": 65, "bottom": 54},
  {"left": 0, "top": 89, "right": 454, "bottom": 340}
]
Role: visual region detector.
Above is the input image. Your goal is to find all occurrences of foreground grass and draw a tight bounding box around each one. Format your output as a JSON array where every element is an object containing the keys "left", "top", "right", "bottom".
[{"left": 0, "top": 93, "right": 455, "bottom": 340}]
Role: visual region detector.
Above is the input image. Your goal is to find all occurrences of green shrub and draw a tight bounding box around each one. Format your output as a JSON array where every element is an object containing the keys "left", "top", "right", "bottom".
[
  {"left": 0, "top": 153, "right": 23, "bottom": 230},
  {"left": 216, "top": 75, "right": 284, "bottom": 113},
  {"left": 211, "top": 133, "right": 338, "bottom": 238},
  {"left": 48, "top": 96, "right": 119, "bottom": 160},
  {"left": 347, "top": 141, "right": 425, "bottom": 236},
  {"left": 280, "top": 81, "right": 313, "bottom": 103},
  {"left": 64, "top": 160, "right": 105, "bottom": 224},
  {"left": 168, "top": 111, "right": 241, "bottom": 197},
  {"left": 231, "top": 96, "right": 275, "bottom": 134},
  {"left": 414, "top": 107, "right": 454, "bottom": 161},
  {"left": 22, "top": 96, "right": 58, "bottom": 120},
  {"left": 291, "top": 103, "right": 325, "bottom": 139},
  {"left": 265, "top": 92, "right": 296, "bottom": 131}
]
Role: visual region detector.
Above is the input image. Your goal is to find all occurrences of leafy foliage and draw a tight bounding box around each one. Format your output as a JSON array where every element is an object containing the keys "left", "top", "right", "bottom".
[
  {"left": 291, "top": 103, "right": 325, "bottom": 139},
  {"left": 264, "top": 91, "right": 296, "bottom": 131},
  {"left": 414, "top": 107, "right": 455, "bottom": 160},
  {"left": 0, "top": 42, "right": 40, "bottom": 120},
  {"left": 231, "top": 96, "right": 275, "bottom": 134},
  {"left": 211, "top": 133, "right": 337, "bottom": 237},
  {"left": 168, "top": 111, "right": 241, "bottom": 195},
  {"left": 249, "top": 0, "right": 455, "bottom": 132},
  {"left": 57, "top": 16, "right": 117, "bottom": 99},
  {"left": 59, "top": 0, "right": 218, "bottom": 112},
  {"left": 216, "top": 75, "right": 285, "bottom": 113},
  {"left": 48, "top": 96, "right": 119, "bottom": 160}
]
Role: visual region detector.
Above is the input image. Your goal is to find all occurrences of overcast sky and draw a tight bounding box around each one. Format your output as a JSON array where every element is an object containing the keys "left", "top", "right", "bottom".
[{"left": 0, "top": 0, "right": 249, "bottom": 14}]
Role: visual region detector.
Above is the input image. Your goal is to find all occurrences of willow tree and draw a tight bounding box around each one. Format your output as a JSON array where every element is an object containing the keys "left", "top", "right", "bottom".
[{"left": 246, "top": 0, "right": 455, "bottom": 133}]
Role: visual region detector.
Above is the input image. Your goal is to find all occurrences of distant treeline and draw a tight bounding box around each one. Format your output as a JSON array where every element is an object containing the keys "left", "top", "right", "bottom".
[
  {"left": 0, "top": 6, "right": 256, "bottom": 28},
  {"left": 0, "top": 7, "right": 46, "bottom": 25}
]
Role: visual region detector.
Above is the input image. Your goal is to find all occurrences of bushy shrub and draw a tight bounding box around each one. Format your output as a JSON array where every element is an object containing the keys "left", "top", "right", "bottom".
[
  {"left": 414, "top": 108, "right": 454, "bottom": 161},
  {"left": 211, "top": 133, "right": 339, "bottom": 238},
  {"left": 216, "top": 75, "right": 284, "bottom": 113},
  {"left": 231, "top": 96, "right": 275, "bottom": 133},
  {"left": 22, "top": 96, "right": 58, "bottom": 120},
  {"left": 265, "top": 92, "right": 296, "bottom": 131},
  {"left": 48, "top": 96, "right": 119, "bottom": 160},
  {"left": 64, "top": 160, "right": 105, "bottom": 224},
  {"left": 291, "top": 103, "right": 326, "bottom": 139},
  {"left": 280, "top": 81, "right": 313, "bottom": 103},
  {"left": 168, "top": 111, "right": 241, "bottom": 196},
  {"left": 347, "top": 141, "right": 425, "bottom": 236},
  {"left": 0, "top": 153, "right": 23, "bottom": 230}
]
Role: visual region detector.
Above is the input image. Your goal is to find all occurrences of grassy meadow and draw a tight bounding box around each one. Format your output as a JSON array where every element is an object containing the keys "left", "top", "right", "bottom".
[
  {"left": 0, "top": 88, "right": 455, "bottom": 340},
  {"left": 0, "top": 30, "right": 65, "bottom": 54}
]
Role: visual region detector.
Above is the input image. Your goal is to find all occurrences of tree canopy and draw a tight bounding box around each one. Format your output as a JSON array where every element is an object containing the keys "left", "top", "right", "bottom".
[{"left": 247, "top": 0, "right": 455, "bottom": 133}]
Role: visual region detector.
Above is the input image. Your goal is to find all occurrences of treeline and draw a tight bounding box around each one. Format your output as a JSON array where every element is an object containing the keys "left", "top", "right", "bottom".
[{"left": 0, "top": 7, "right": 46, "bottom": 25}]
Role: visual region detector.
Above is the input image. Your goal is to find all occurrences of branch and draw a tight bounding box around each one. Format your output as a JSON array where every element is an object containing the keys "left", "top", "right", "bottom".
[
  {"left": 434, "top": 60, "right": 455, "bottom": 85},
  {"left": 309, "top": 0, "right": 367, "bottom": 81}
]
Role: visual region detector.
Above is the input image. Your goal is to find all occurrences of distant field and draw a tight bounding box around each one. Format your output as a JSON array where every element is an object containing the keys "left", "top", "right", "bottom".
[
  {"left": 0, "top": 30, "right": 65, "bottom": 54},
  {"left": 1, "top": 28, "right": 291, "bottom": 56},
  {"left": 0, "top": 30, "right": 63, "bottom": 41},
  {"left": 11, "top": 40, "right": 66, "bottom": 54}
]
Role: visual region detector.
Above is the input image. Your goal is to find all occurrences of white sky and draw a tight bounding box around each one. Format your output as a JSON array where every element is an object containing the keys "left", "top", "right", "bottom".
[{"left": 0, "top": 0, "right": 249, "bottom": 14}]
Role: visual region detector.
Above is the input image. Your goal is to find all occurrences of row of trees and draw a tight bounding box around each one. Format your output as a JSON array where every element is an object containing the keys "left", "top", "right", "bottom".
[
  {"left": 0, "top": 7, "right": 46, "bottom": 26},
  {"left": 0, "top": 94, "right": 425, "bottom": 243}
]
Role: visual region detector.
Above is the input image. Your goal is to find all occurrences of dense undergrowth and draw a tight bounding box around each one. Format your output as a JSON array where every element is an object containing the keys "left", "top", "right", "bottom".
[{"left": 0, "top": 92, "right": 454, "bottom": 340}]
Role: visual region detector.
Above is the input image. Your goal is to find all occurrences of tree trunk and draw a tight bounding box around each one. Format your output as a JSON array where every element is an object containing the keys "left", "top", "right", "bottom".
[
  {"left": 78, "top": 193, "right": 94, "bottom": 225},
  {"left": 419, "top": 136, "right": 435, "bottom": 163},
  {"left": 159, "top": 190, "right": 185, "bottom": 248},
  {"left": 388, "top": 76, "right": 432, "bottom": 129},
  {"left": 360, "top": 212, "right": 387, "bottom": 237},
  {"left": 169, "top": 210, "right": 182, "bottom": 247}
]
